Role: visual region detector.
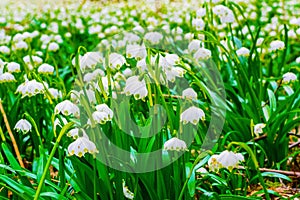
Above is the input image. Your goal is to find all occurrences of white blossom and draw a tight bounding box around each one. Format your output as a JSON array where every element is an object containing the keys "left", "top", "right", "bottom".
[
  {"left": 236, "top": 47, "right": 250, "bottom": 57},
  {"left": 163, "top": 137, "right": 188, "bottom": 151},
  {"left": 38, "top": 63, "right": 54, "bottom": 74},
  {"left": 124, "top": 76, "right": 148, "bottom": 100},
  {"left": 180, "top": 106, "right": 205, "bottom": 125},
  {"left": 68, "top": 134, "right": 98, "bottom": 157},
  {"left": 0, "top": 72, "right": 15, "bottom": 83},
  {"left": 282, "top": 72, "right": 297, "bottom": 84},
  {"left": 16, "top": 79, "right": 45, "bottom": 98},
  {"left": 14, "top": 119, "right": 32, "bottom": 134},
  {"left": 269, "top": 40, "right": 285, "bottom": 52},
  {"left": 182, "top": 88, "right": 197, "bottom": 100},
  {"left": 54, "top": 100, "right": 80, "bottom": 117}
]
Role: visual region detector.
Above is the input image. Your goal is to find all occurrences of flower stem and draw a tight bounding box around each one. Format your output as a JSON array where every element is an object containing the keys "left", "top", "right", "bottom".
[
  {"left": 177, "top": 152, "right": 208, "bottom": 200},
  {"left": 0, "top": 99, "right": 24, "bottom": 168},
  {"left": 34, "top": 122, "right": 74, "bottom": 200}
]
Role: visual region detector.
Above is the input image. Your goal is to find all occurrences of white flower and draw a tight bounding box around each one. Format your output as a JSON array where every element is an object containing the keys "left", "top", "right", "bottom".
[
  {"left": 95, "top": 104, "right": 113, "bottom": 120},
  {"left": 192, "top": 18, "right": 205, "bottom": 30},
  {"left": 296, "top": 57, "right": 300, "bottom": 64},
  {"left": 188, "top": 40, "right": 201, "bottom": 53},
  {"left": 74, "top": 52, "right": 102, "bottom": 71},
  {"left": 0, "top": 46, "right": 10, "bottom": 54},
  {"left": 180, "top": 106, "right": 205, "bottom": 125},
  {"left": 7, "top": 62, "right": 20, "bottom": 73},
  {"left": 13, "top": 40, "right": 28, "bottom": 50},
  {"left": 122, "top": 180, "right": 134, "bottom": 200},
  {"left": 126, "top": 44, "right": 146, "bottom": 60},
  {"left": 48, "top": 88, "right": 62, "bottom": 99},
  {"left": 193, "top": 47, "right": 212, "bottom": 60},
  {"left": 208, "top": 151, "right": 244, "bottom": 172},
  {"left": 89, "top": 111, "right": 109, "bottom": 124},
  {"left": 236, "top": 47, "right": 250, "bottom": 57},
  {"left": 282, "top": 72, "right": 297, "bottom": 84},
  {"left": 54, "top": 100, "right": 80, "bottom": 117},
  {"left": 109, "top": 53, "right": 126, "bottom": 69},
  {"left": 14, "top": 119, "right": 32, "bottom": 134},
  {"left": 196, "top": 8, "right": 206, "bottom": 17},
  {"left": 163, "top": 137, "right": 188, "bottom": 151},
  {"left": 68, "top": 135, "right": 98, "bottom": 157},
  {"left": 67, "top": 128, "right": 80, "bottom": 139},
  {"left": 123, "top": 68, "right": 133, "bottom": 77},
  {"left": 38, "top": 63, "right": 54, "bottom": 74},
  {"left": 254, "top": 123, "right": 266, "bottom": 135},
  {"left": 80, "top": 89, "right": 96, "bottom": 104},
  {"left": 269, "top": 40, "right": 285, "bottom": 52},
  {"left": 144, "top": 31, "right": 163, "bottom": 44},
  {"left": 16, "top": 79, "right": 45, "bottom": 98},
  {"left": 196, "top": 167, "right": 208, "bottom": 174},
  {"left": 213, "top": 5, "right": 235, "bottom": 23},
  {"left": 124, "top": 76, "right": 148, "bottom": 100},
  {"left": 208, "top": 155, "right": 221, "bottom": 172},
  {"left": 0, "top": 72, "right": 15, "bottom": 83},
  {"left": 217, "top": 150, "right": 244, "bottom": 171},
  {"left": 182, "top": 88, "right": 197, "bottom": 100},
  {"left": 23, "top": 55, "right": 43, "bottom": 70},
  {"left": 48, "top": 42, "right": 59, "bottom": 52}
]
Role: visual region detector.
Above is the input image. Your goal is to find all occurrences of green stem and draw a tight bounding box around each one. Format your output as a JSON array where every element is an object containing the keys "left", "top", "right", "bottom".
[
  {"left": 34, "top": 122, "right": 74, "bottom": 200},
  {"left": 177, "top": 152, "right": 208, "bottom": 200}
]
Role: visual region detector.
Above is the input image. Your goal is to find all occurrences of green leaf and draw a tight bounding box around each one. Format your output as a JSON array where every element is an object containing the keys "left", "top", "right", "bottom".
[
  {"left": 185, "top": 162, "right": 195, "bottom": 197},
  {"left": 267, "top": 89, "right": 276, "bottom": 113}
]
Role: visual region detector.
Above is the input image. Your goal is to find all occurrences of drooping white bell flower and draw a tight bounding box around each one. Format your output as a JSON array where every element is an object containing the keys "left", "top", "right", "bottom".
[
  {"left": 163, "top": 137, "right": 188, "bottom": 151},
  {"left": 14, "top": 119, "right": 32, "bottom": 134},
  {"left": 282, "top": 72, "right": 297, "bottom": 84},
  {"left": 54, "top": 100, "right": 80, "bottom": 117},
  {"left": 269, "top": 40, "right": 285, "bottom": 52},
  {"left": 180, "top": 106, "right": 205, "bottom": 125},
  {"left": 182, "top": 88, "right": 197, "bottom": 100},
  {"left": 208, "top": 150, "right": 244, "bottom": 172},
  {"left": 68, "top": 134, "right": 98, "bottom": 157},
  {"left": 193, "top": 47, "right": 212, "bottom": 60},
  {"left": 254, "top": 123, "right": 266, "bottom": 135},
  {"left": 48, "top": 88, "right": 62, "bottom": 99},
  {"left": 95, "top": 104, "right": 113, "bottom": 120},
  {"left": 144, "top": 31, "right": 163, "bottom": 45},
  {"left": 16, "top": 79, "right": 46, "bottom": 98},
  {"left": 124, "top": 76, "right": 148, "bottom": 100},
  {"left": 38, "top": 63, "right": 54, "bottom": 74},
  {"left": 217, "top": 150, "right": 245, "bottom": 172},
  {"left": 126, "top": 44, "right": 146, "bottom": 60},
  {"left": 7, "top": 62, "right": 20, "bottom": 73},
  {"left": 236, "top": 47, "right": 250, "bottom": 57},
  {"left": 109, "top": 53, "right": 126, "bottom": 70},
  {"left": 0, "top": 72, "right": 16, "bottom": 83}
]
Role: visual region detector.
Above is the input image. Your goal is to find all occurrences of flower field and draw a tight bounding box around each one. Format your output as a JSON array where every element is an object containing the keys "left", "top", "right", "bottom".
[{"left": 0, "top": 0, "right": 299, "bottom": 199}]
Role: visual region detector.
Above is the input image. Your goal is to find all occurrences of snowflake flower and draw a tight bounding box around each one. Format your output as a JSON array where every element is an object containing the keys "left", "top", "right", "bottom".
[
  {"left": 124, "top": 76, "right": 148, "bottom": 100},
  {"left": 0, "top": 72, "right": 16, "bottom": 83},
  {"left": 68, "top": 134, "right": 98, "bottom": 157},
  {"left": 163, "top": 137, "right": 188, "bottom": 151},
  {"left": 182, "top": 88, "right": 197, "bottom": 100},
  {"left": 269, "top": 40, "right": 285, "bottom": 52},
  {"left": 54, "top": 100, "right": 80, "bottom": 117},
  {"left": 16, "top": 79, "right": 45, "bottom": 98},
  {"left": 38, "top": 63, "right": 54, "bottom": 74},
  {"left": 14, "top": 119, "right": 32, "bottom": 134},
  {"left": 282, "top": 72, "right": 297, "bottom": 84},
  {"left": 180, "top": 106, "right": 205, "bottom": 125}
]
